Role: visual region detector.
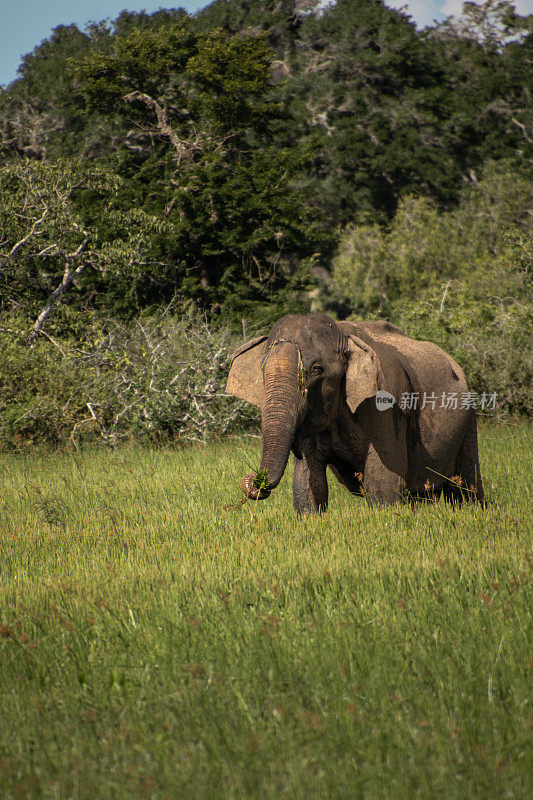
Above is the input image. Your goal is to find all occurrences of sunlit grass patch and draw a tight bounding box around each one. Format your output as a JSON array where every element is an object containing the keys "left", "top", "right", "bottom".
[{"left": 0, "top": 421, "right": 531, "bottom": 799}]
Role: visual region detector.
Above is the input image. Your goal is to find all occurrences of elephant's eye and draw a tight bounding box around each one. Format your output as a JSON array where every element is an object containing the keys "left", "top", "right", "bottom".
[{"left": 311, "top": 364, "right": 324, "bottom": 375}]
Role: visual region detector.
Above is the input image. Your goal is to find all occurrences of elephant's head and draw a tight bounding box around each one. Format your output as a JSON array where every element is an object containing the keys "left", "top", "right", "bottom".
[{"left": 226, "top": 314, "right": 384, "bottom": 501}]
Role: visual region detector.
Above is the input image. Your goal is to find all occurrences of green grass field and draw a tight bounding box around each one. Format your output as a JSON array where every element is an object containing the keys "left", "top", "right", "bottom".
[{"left": 0, "top": 422, "right": 531, "bottom": 799}]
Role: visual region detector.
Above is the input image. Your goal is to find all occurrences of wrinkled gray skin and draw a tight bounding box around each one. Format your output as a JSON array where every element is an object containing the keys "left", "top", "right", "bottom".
[{"left": 226, "top": 314, "right": 485, "bottom": 514}]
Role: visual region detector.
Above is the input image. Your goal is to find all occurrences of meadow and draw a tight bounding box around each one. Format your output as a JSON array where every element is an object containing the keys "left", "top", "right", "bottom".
[{"left": 0, "top": 421, "right": 531, "bottom": 799}]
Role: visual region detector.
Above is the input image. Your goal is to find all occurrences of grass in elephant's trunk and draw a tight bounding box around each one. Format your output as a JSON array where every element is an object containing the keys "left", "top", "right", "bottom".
[{"left": 242, "top": 468, "right": 272, "bottom": 500}]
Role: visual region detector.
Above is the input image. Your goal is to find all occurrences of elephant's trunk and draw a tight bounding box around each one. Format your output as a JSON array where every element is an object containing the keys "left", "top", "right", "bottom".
[{"left": 242, "top": 341, "right": 300, "bottom": 500}]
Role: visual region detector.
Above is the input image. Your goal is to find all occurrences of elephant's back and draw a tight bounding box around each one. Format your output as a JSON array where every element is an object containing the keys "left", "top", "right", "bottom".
[
  {"left": 346, "top": 320, "right": 469, "bottom": 396},
  {"left": 383, "top": 336, "right": 468, "bottom": 396}
]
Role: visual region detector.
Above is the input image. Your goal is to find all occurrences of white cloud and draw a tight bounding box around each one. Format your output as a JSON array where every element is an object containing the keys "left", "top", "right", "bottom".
[
  {"left": 384, "top": 1, "right": 442, "bottom": 27},
  {"left": 442, "top": 0, "right": 533, "bottom": 18},
  {"left": 386, "top": 1, "right": 533, "bottom": 29},
  {"left": 440, "top": 0, "right": 465, "bottom": 17},
  {"left": 515, "top": 0, "right": 533, "bottom": 15}
]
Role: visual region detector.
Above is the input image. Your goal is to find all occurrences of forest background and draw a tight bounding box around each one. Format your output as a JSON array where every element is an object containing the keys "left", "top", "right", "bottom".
[{"left": 0, "top": 0, "right": 531, "bottom": 448}]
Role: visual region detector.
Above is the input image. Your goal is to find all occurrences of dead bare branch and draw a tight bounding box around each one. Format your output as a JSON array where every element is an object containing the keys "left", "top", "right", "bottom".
[
  {"left": 30, "top": 235, "right": 90, "bottom": 340},
  {"left": 123, "top": 91, "right": 203, "bottom": 163},
  {"left": 5, "top": 209, "right": 49, "bottom": 258},
  {"left": 510, "top": 116, "right": 532, "bottom": 144}
]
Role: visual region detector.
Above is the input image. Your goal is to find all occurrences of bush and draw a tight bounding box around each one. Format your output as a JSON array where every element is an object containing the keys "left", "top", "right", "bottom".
[
  {"left": 332, "top": 163, "right": 531, "bottom": 311},
  {"left": 0, "top": 312, "right": 260, "bottom": 450},
  {"left": 329, "top": 163, "right": 532, "bottom": 414},
  {"left": 395, "top": 232, "right": 531, "bottom": 413}
]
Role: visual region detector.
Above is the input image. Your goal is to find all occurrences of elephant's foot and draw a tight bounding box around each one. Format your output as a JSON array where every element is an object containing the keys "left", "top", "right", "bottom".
[
  {"left": 292, "top": 454, "right": 328, "bottom": 516},
  {"left": 363, "top": 444, "right": 404, "bottom": 506},
  {"left": 441, "top": 478, "right": 486, "bottom": 508},
  {"left": 448, "top": 420, "right": 485, "bottom": 507}
]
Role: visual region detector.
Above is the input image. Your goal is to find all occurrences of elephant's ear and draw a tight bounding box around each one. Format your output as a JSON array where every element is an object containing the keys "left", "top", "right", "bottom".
[
  {"left": 226, "top": 336, "right": 269, "bottom": 408},
  {"left": 344, "top": 335, "right": 381, "bottom": 413}
]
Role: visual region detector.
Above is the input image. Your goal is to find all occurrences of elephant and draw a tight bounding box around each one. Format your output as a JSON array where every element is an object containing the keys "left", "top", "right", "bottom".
[{"left": 226, "top": 314, "right": 485, "bottom": 514}]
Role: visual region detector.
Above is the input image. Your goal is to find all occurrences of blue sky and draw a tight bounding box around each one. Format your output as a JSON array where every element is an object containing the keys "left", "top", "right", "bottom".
[{"left": 1, "top": 0, "right": 532, "bottom": 87}]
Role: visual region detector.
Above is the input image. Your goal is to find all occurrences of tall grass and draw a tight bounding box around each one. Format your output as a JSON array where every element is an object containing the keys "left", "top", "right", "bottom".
[{"left": 0, "top": 422, "right": 531, "bottom": 799}]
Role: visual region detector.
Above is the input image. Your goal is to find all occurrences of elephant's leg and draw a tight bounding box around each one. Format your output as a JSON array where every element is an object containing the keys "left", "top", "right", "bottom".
[
  {"left": 292, "top": 453, "right": 328, "bottom": 515},
  {"left": 329, "top": 463, "right": 364, "bottom": 495},
  {"left": 363, "top": 444, "right": 404, "bottom": 506},
  {"left": 444, "top": 416, "right": 485, "bottom": 506}
]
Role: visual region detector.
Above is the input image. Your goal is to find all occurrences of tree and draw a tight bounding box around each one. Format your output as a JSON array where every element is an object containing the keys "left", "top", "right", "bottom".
[
  {"left": 278, "top": 0, "right": 465, "bottom": 230},
  {"left": 429, "top": 1, "right": 533, "bottom": 165},
  {"left": 0, "top": 9, "right": 190, "bottom": 161},
  {"left": 73, "top": 19, "right": 320, "bottom": 312},
  {"left": 435, "top": 0, "right": 530, "bottom": 47},
  {"left": 195, "top": 0, "right": 319, "bottom": 52},
  {"left": 0, "top": 24, "right": 97, "bottom": 160},
  {"left": 1, "top": 0, "right": 530, "bottom": 294}
]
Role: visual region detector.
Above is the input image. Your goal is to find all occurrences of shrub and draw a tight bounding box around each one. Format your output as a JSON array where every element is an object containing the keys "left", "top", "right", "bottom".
[
  {"left": 395, "top": 232, "right": 531, "bottom": 413},
  {"left": 0, "top": 312, "right": 260, "bottom": 450},
  {"left": 328, "top": 163, "right": 532, "bottom": 413},
  {"left": 331, "top": 163, "right": 531, "bottom": 312}
]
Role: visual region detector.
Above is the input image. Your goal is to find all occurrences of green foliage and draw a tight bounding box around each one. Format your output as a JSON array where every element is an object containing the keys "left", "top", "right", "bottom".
[
  {"left": 286, "top": 0, "right": 458, "bottom": 226},
  {"left": 275, "top": 0, "right": 531, "bottom": 230},
  {"left": 73, "top": 21, "right": 198, "bottom": 111},
  {"left": 0, "top": 159, "right": 111, "bottom": 314},
  {"left": 426, "top": 2, "right": 533, "bottom": 176},
  {"left": 330, "top": 162, "right": 532, "bottom": 411},
  {"left": 0, "top": 23, "right": 114, "bottom": 161},
  {"left": 332, "top": 162, "right": 530, "bottom": 306},
  {"left": 0, "top": 320, "right": 86, "bottom": 448},
  {"left": 0, "top": 426, "right": 531, "bottom": 797},
  {"left": 3, "top": 1, "right": 531, "bottom": 238}
]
